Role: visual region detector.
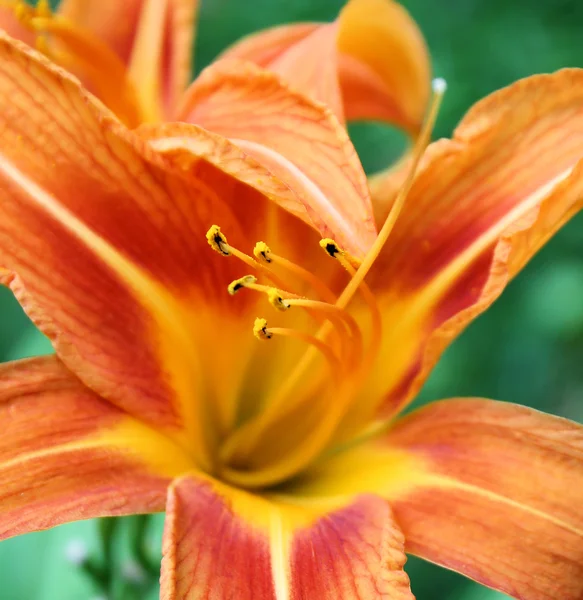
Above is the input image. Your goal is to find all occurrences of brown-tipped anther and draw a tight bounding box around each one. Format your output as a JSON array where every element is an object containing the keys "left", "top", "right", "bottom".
[
  {"left": 206, "top": 225, "right": 231, "bottom": 256},
  {"left": 253, "top": 241, "right": 272, "bottom": 263},
  {"left": 319, "top": 238, "right": 343, "bottom": 258},
  {"left": 253, "top": 318, "right": 272, "bottom": 340},
  {"left": 267, "top": 289, "right": 290, "bottom": 311},
  {"left": 227, "top": 275, "right": 257, "bottom": 295}
]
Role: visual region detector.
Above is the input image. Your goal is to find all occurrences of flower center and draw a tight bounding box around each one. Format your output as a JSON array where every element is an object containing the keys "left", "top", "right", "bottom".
[
  {"left": 203, "top": 78, "right": 446, "bottom": 490},
  {"left": 4, "top": 0, "right": 146, "bottom": 126}
]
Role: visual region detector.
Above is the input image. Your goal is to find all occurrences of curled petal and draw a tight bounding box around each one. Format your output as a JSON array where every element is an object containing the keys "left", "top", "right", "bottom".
[
  {"left": 348, "top": 69, "right": 583, "bottom": 427},
  {"left": 179, "top": 59, "right": 376, "bottom": 258},
  {"left": 0, "top": 34, "right": 256, "bottom": 465},
  {"left": 0, "top": 356, "right": 193, "bottom": 539},
  {"left": 336, "top": 0, "right": 430, "bottom": 132},
  {"left": 293, "top": 399, "right": 583, "bottom": 600},
  {"left": 220, "top": 0, "right": 431, "bottom": 133},
  {"left": 161, "top": 476, "right": 413, "bottom": 599}
]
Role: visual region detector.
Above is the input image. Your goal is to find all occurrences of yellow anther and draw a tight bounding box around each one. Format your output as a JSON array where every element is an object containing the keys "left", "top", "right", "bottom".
[
  {"left": 319, "top": 238, "right": 342, "bottom": 258},
  {"left": 253, "top": 318, "right": 272, "bottom": 340},
  {"left": 253, "top": 241, "right": 272, "bottom": 263},
  {"left": 267, "top": 289, "right": 290, "bottom": 311},
  {"left": 319, "top": 238, "right": 361, "bottom": 269},
  {"left": 206, "top": 225, "right": 230, "bottom": 256},
  {"left": 13, "top": 2, "right": 32, "bottom": 24},
  {"left": 227, "top": 275, "right": 257, "bottom": 296},
  {"left": 36, "top": 0, "right": 51, "bottom": 18}
]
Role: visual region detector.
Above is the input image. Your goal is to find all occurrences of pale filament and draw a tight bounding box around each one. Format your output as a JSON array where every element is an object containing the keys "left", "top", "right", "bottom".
[
  {"left": 285, "top": 298, "right": 363, "bottom": 369},
  {"left": 207, "top": 226, "right": 342, "bottom": 343},
  {"left": 254, "top": 242, "right": 337, "bottom": 304},
  {"left": 227, "top": 276, "right": 359, "bottom": 368},
  {"left": 253, "top": 319, "right": 342, "bottom": 377},
  {"left": 319, "top": 239, "right": 381, "bottom": 369}
]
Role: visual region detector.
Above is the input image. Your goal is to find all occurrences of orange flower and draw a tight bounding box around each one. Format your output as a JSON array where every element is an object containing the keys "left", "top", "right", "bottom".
[{"left": 0, "top": 3, "right": 583, "bottom": 600}]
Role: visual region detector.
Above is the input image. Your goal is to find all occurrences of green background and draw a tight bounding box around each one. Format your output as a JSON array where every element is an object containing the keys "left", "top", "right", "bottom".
[{"left": 1, "top": 0, "right": 583, "bottom": 598}]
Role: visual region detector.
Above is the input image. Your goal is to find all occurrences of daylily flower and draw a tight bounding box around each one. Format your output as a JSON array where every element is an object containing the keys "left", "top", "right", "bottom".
[{"left": 1, "top": 4, "right": 583, "bottom": 600}]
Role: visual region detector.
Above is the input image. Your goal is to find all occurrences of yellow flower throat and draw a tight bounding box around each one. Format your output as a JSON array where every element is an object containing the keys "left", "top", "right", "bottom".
[
  {"left": 203, "top": 76, "right": 444, "bottom": 489},
  {"left": 205, "top": 226, "right": 384, "bottom": 489}
]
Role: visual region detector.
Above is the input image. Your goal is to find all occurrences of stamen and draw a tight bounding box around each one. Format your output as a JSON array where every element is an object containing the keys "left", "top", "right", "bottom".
[
  {"left": 285, "top": 297, "right": 363, "bottom": 367},
  {"left": 267, "top": 289, "right": 291, "bottom": 312},
  {"left": 253, "top": 318, "right": 342, "bottom": 376},
  {"left": 207, "top": 225, "right": 274, "bottom": 278},
  {"left": 228, "top": 275, "right": 358, "bottom": 365},
  {"left": 35, "top": 0, "right": 50, "bottom": 18},
  {"left": 333, "top": 77, "right": 447, "bottom": 312},
  {"left": 319, "top": 238, "right": 382, "bottom": 365},
  {"left": 227, "top": 275, "right": 257, "bottom": 295},
  {"left": 253, "top": 317, "right": 272, "bottom": 339},
  {"left": 263, "top": 80, "right": 447, "bottom": 416},
  {"left": 226, "top": 275, "right": 294, "bottom": 304},
  {"left": 254, "top": 241, "right": 337, "bottom": 304},
  {"left": 207, "top": 225, "right": 230, "bottom": 256}
]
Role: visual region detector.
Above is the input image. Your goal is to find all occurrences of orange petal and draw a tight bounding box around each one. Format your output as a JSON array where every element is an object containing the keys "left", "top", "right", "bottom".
[
  {"left": 0, "top": 34, "right": 255, "bottom": 465},
  {"left": 179, "top": 59, "right": 376, "bottom": 258},
  {"left": 0, "top": 356, "right": 193, "bottom": 539},
  {"left": 291, "top": 398, "right": 583, "bottom": 600},
  {"left": 336, "top": 0, "right": 431, "bottom": 133},
  {"left": 218, "top": 23, "right": 343, "bottom": 121},
  {"left": 388, "top": 399, "right": 583, "bottom": 600},
  {"left": 58, "top": 0, "right": 198, "bottom": 119},
  {"left": 161, "top": 475, "right": 413, "bottom": 599},
  {"left": 220, "top": 0, "right": 431, "bottom": 133},
  {"left": 353, "top": 69, "right": 583, "bottom": 426},
  {"left": 267, "top": 23, "right": 344, "bottom": 122},
  {"left": 0, "top": 7, "right": 35, "bottom": 45},
  {"left": 219, "top": 23, "right": 320, "bottom": 66}
]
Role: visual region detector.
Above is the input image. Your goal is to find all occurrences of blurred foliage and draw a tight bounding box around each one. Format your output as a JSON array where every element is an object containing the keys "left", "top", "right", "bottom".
[{"left": 1, "top": 0, "right": 583, "bottom": 598}]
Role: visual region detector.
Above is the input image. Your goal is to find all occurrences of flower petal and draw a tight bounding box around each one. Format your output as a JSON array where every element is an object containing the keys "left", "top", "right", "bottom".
[
  {"left": 389, "top": 399, "right": 583, "bottom": 600},
  {"left": 0, "top": 7, "right": 35, "bottom": 45},
  {"left": 293, "top": 399, "right": 583, "bottom": 600},
  {"left": 0, "top": 356, "right": 193, "bottom": 539},
  {"left": 266, "top": 23, "right": 344, "bottom": 122},
  {"left": 0, "top": 34, "right": 254, "bottom": 465},
  {"left": 336, "top": 0, "right": 430, "bottom": 132},
  {"left": 352, "top": 69, "right": 583, "bottom": 426},
  {"left": 220, "top": 0, "right": 431, "bottom": 133},
  {"left": 178, "top": 59, "right": 376, "bottom": 257},
  {"left": 58, "top": 0, "right": 198, "bottom": 118},
  {"left": 161, "top": 475, "right": 413, "bottom": 600}
]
